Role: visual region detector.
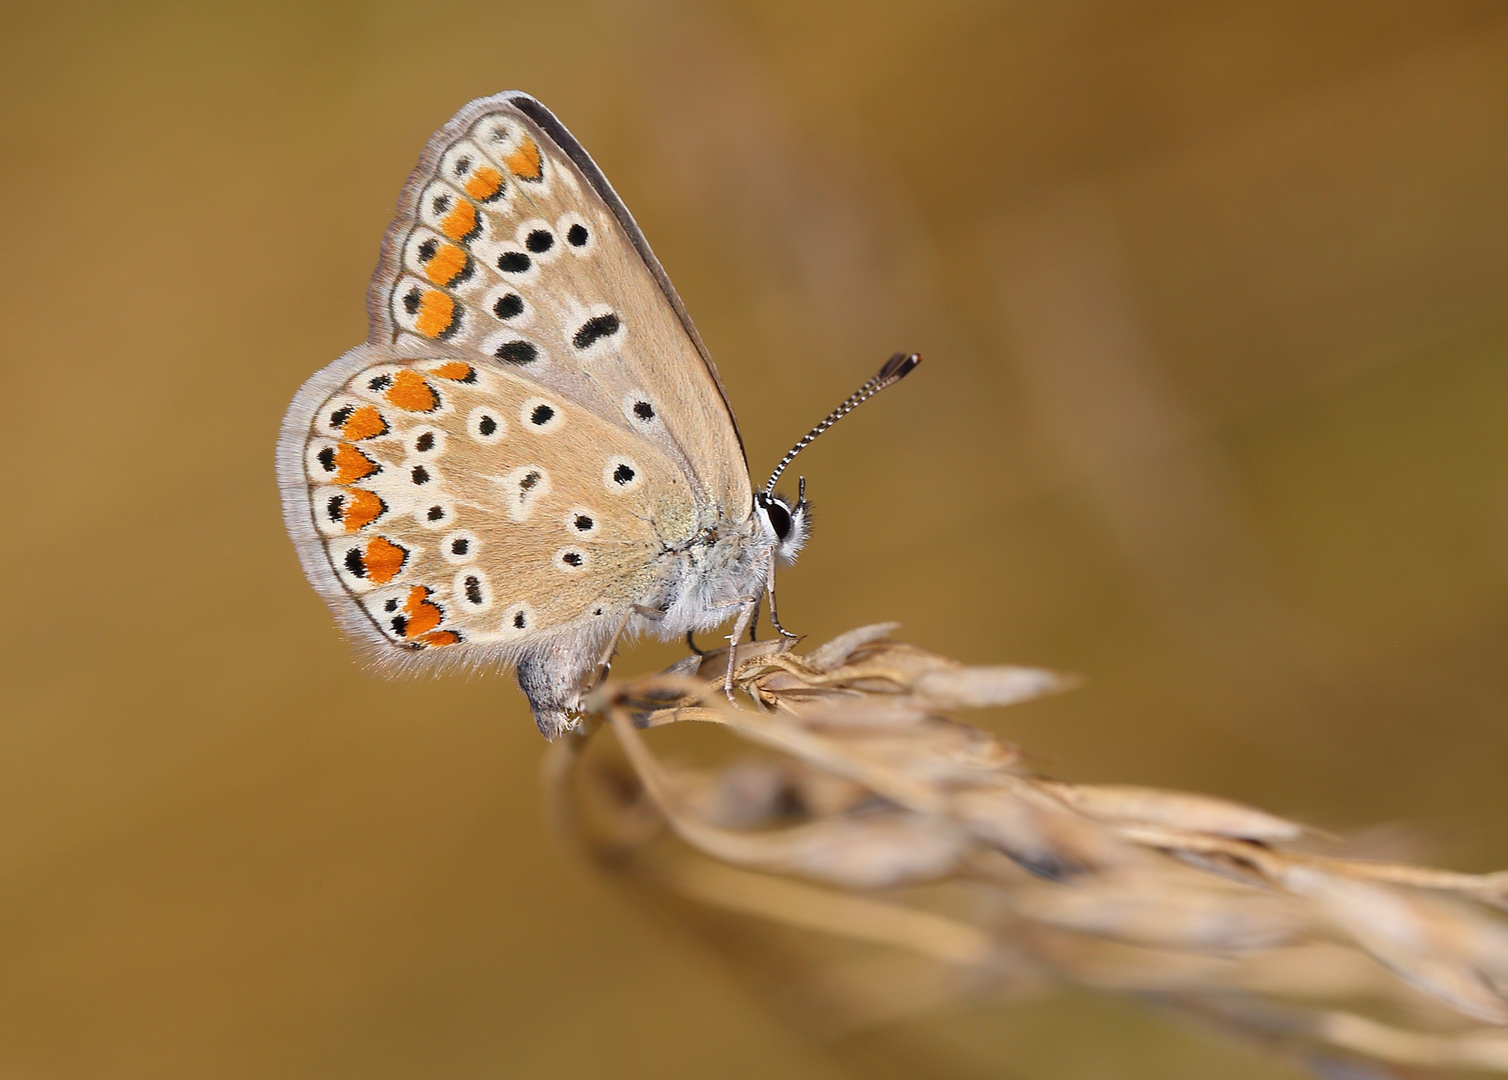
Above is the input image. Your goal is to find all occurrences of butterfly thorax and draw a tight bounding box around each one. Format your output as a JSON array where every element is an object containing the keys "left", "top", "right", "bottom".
[{"left": 646, "top": 511, "right": 775, "bottom": 640}]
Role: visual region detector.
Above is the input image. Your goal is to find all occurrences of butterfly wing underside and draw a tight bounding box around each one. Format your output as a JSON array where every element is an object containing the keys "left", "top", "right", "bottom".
[{"left": 278, "top": 93, "right": 753, "bottom": 706}]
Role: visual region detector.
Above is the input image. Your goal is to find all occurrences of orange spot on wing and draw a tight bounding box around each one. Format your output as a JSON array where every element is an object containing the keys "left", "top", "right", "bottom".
[
  {"left": 330, "top": 443, "right": 379, "bottom": 484},
  {"left": 504, "top": 136, "right": 542, "bottom": 181},
  {"left": 340, "top": 489, "right": 385, "bottom": 532},
  {"left": 340, "top": 405, "right": 387, "bottom": 441},
  {"left": 440, "top": 199, "right": 478, "bottom": 241},
  {"left": 430, "top": 361, "right": 475, "bottom": 382},
  {"left": 363, "top": 537, "right": 407, "bottom": 584},
  {"left": 423, "top": 242, "right": 469, "bottom": 287},
  {"left": 384, "top": 369, "right": 440, "bottom": 412},
  {"left": 464, "top": 165, "right": 504, "bottom": 201},
  {"left": 400, "top": 585, "right": 444, "bottom": 637},
  {"left": 418, "top": 630, "right": 461, "bottom": 648},
  {"left": 413, "top": 290, "right": 457, "bottom": 339}
]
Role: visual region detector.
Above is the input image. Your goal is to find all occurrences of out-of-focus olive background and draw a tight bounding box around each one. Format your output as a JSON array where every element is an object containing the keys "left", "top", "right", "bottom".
[{"left": 4, "top": 2, "right": 1508, "bottom": 1077}]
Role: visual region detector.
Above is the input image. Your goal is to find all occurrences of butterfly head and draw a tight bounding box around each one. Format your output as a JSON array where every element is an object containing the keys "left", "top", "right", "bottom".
[{"left": 756, "top": 476, "right": 811, "bottom": 565}]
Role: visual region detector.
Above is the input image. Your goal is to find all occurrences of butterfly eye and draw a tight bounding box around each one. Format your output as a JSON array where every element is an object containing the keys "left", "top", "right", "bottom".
[{"left": 764, "top": 498, "right": 792, "bottom": 541}]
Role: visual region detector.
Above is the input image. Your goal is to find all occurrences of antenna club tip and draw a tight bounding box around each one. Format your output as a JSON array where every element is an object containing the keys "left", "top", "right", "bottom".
[{"left": 881, "top": 352, "right": 922, "bottom": 380}]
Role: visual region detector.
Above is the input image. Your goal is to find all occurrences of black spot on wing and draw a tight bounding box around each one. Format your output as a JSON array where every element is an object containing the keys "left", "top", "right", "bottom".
[
  {"left": 573, "top": 313, "right": 621, "bottom": 350},
  {"left": 494, "top": 340, "right": 537, "bottom": 365}
]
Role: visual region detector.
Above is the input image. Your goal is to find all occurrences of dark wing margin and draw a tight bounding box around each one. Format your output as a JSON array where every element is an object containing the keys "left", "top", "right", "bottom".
[{"left": 365, "top": 90, "right": 746, "bottom": 464}]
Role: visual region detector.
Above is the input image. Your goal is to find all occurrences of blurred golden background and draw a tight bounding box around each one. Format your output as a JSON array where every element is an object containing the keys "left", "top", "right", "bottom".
[{"left": 4, "top": 1, "right": 1508, "bottom": 1076}]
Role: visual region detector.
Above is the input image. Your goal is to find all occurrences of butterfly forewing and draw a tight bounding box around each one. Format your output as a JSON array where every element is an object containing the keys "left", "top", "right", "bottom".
[{"left": 371, "top": 94, "right": 752, "bottom": 517}]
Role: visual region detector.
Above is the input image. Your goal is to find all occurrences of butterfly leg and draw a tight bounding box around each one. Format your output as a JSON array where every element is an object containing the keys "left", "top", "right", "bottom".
[
  {"left": 723, "top": 597, "right": 760, "bottom": 700},
  {"left": 765, "top": 562, "right": 800, "bottom": 640},
  {"left": 590, "top": 609, "right": 637, "bottom": 689}
]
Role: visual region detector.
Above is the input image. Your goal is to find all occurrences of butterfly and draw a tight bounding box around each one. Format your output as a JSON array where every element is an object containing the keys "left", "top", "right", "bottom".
[{"left": 277, "top": 92, "right": 918, "bottom": 739}]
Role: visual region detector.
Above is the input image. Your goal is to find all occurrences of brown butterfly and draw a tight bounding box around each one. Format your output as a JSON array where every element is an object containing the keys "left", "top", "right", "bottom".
[{"left": 277, "top": 92, "right": 917, "bottom": 737}]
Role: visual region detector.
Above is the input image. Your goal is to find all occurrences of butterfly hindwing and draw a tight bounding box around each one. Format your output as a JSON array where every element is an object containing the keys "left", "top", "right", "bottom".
[{"left": 287, "top": 352, "right": 696, "bottom": 661}]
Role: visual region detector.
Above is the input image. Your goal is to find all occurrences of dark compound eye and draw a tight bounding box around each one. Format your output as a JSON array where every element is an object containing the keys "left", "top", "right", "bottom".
[
  {"left": 632, "top": 400, "right": 654, "bottom": 421},
  {"left": 497, "top": 251, "right": 531, "bottom": 274},
  {"left": 766, "top": 499, "right": 792, "bottom": 540},
  {"left": 613, "top": 463, "right": 635, "bottom": 485},
  {"left": 567, "top": 223, "right": 588, "bottom": 246},
  {"left": 451, "top": 538, "right": 469, "bottom": 555},
  {"left": 530, "top": 404, "right": 554, "bottom": 425},
  {"left": 493, "top": 293, "right": 524, "bottom": 319},
  {"left": 525, "top": 229, "right": 553, "bottom": 253},
  {"left": 495, "top": 340, "right": 537, "bottom": 365},
  {"left": 573, "top": 514, "right": 593, "bottom": 531},
  {"left": 426, "top": 505, "right": 445, "bottom": 521}
]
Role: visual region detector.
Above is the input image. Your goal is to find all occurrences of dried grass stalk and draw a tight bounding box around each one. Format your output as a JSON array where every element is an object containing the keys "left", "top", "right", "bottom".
[{"left": 546, "top": 626, "right": 1508, "bottom": 1075}]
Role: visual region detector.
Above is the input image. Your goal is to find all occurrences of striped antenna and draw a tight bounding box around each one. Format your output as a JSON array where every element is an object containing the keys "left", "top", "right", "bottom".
[{"left": 763, "top": 352, "right": 921, "bottom": 497}]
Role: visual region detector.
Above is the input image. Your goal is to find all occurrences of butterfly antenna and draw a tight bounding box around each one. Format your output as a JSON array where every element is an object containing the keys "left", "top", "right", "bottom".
[{"left": 763, "top": 352, "right": 921, "bottom": 496}]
